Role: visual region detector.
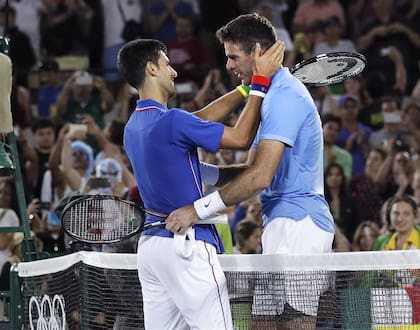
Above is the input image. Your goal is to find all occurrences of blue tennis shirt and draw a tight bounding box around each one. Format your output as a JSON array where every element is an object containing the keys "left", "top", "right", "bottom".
[
  {"left": 124, "top": 99, "right": 225, "bottom": 252},
  {"left": 254, "top": 68, "right": 335, "bottom": 233}
]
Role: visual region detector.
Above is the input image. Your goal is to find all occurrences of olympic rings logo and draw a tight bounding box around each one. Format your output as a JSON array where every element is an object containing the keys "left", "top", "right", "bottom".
[{"left": 29, "top": 295, "right": 66, "bottom": 330}]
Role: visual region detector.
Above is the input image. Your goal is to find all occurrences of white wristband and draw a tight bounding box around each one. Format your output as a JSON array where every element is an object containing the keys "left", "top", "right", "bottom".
[
  {"left": 199, "top": 162, "right": 219, "bottom": 186},
  {"left": 249, "top": 90, "right": 266, "bottom": 98},
  {"left": 193, "top": 191, "right": 226, "bottom": 220}
]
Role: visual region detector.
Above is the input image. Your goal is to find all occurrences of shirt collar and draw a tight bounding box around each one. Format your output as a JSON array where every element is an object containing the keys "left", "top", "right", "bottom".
[{"left": 136, "top": 99, "right": 167, "bottom": 111}]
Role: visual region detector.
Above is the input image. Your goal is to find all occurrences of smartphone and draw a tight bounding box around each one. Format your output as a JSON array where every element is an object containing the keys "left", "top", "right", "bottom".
[
  {"left": 380, "top": 47, "right": 390, "bottom": 56},
  {"left": 39, "top": 201, "right": 51, "bottom": 210},
  {"left": 87, "top": 177, "right": 111, "bottom": 189}
]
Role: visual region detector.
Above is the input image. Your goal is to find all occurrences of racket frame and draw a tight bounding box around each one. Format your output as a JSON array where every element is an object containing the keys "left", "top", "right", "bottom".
[
  {"left": 60, "top": 194, "right": 226, "bottom": 244},
  {"left": 290, "top": 52, "right": 367, "bottom": 87}
]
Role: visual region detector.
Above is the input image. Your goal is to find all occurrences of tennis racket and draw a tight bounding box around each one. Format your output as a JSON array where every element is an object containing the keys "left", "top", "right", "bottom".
[
  {"left": 290, "top": 52, "right": 366, "bottom": 87},
  {"left": 61, "top": 194, "right": 228, "bottom": 244}
]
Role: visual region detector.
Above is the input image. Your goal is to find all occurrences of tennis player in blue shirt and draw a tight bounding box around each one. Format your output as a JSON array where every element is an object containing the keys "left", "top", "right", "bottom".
[
  {"left": 168, "top": 14, "right": 335, "bottom": 330},
  {"left": 118, "top": 38, "right": 284, "bottom": 329}
]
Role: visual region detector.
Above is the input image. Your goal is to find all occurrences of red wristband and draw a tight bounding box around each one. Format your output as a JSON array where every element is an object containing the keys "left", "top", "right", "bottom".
[{"left": 251, "top": 75, "right": 270, "bottom": 87}]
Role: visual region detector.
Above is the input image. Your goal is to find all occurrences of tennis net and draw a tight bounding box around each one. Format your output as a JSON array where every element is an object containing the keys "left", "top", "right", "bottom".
[{"left": 13, "top": 250, "right": 420, "bottom": 329}]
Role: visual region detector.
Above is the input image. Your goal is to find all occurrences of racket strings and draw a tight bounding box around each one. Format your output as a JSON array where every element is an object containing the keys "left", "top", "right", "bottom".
[
  {"left": 64, "top": 199, "right": 142, "bottom": 242},
  {"left": 291, "top": 53, "right": 366, "bottom": 86}
]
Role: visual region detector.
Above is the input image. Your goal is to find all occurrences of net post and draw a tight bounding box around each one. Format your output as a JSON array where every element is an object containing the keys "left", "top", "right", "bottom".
[{"left": 9, "top": 264, "right": 23, "bottom": 329}]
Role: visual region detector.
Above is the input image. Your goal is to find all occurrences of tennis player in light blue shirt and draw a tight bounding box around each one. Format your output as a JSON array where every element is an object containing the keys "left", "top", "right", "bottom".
[{"left": 256, "top": 66, "right": 335, "bottom": 235}]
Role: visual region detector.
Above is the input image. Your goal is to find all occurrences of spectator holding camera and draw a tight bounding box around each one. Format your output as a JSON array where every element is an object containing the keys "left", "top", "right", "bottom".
[
  {"left": 356, "top": 0, "right": 420, "bottom": 94},
  {"left": 369, "top": 96, "right": 417, "bottom": 152},
  {"left": 56, "top": 71, "right": 114, "bottom": 129}
]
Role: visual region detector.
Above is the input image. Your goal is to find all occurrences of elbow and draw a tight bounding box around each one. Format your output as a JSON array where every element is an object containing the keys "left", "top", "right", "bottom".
[
  {"left": 235, "top": 135, "right": 254, "bottom": 150},
  {"left": 258, "top": 175, "right": 272, "bottom": 190}
]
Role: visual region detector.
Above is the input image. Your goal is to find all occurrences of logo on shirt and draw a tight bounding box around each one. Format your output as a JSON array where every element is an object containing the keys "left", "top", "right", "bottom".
[{"left": 204, "top": 200, "right": 211, "bottom": 208}]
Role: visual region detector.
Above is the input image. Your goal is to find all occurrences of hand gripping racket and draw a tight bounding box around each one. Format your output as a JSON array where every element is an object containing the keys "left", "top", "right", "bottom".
[
  {"left": 290, "top": 52, "right": 366, "bottom": 87},
  {"left": 60, "top": 194, "right": 227, "bottom": 244}
]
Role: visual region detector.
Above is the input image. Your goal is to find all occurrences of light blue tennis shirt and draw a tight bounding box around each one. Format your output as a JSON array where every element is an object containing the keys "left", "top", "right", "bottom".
[
  {"left": 124, "top": 99, "right": 225, "bottom": 252},
  {"left": 254, "top": 68, "right": 335, "bottom": 233}
]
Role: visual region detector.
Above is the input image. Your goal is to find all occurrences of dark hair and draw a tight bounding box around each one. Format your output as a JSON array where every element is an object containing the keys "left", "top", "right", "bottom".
[
  {"left": 31, "top": 118, "right": 56, "bottom": 134},
  {"left": 0, "top": 5, "right": 16, "bottom": 17},
  {"left": 386, "top": 194, "right": 418, "bottom": 225},
  {"left": 380, "top": 94, "right": 401, "bottom": 109},
  {"left": 234, "top": 220, "right": 261, "bottom": 251},
  {"left": 321, "top": 113, "right": 342, "bottom": 129},
  {"left": 324, "top": 163, "right": 347, "bottom": 202},
  {"left": 216, "top": 13, "right": 276, "bottom": 54},
  {"left": 117, "top": 39, "right": 167, "bottom": 89},
  {"left": 39, "top": 58, "right": 59, "bottom": 72}
]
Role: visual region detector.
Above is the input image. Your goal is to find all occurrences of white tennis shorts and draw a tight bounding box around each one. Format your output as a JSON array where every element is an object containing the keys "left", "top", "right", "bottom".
[
  {"left": 137, "top": 235, "right": 233, "bottom": 330},
  {"left": 253, "top": 215, "right": 334, "bottom": 317}
]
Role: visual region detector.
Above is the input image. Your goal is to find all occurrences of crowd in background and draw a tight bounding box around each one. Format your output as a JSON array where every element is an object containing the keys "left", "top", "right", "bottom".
[{"left": 1, "top": 0, "right": 420, "bottom": 289}]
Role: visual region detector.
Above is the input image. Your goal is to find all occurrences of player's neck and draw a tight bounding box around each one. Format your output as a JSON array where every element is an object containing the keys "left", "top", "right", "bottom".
[{"left": 139, "top": 87, "right": 168, "bottom": 107}]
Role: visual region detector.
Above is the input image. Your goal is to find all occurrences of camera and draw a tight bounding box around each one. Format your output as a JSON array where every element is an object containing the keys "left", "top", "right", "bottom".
[{"left": 394, "top": 137, "right": 410, "bottom": 152}]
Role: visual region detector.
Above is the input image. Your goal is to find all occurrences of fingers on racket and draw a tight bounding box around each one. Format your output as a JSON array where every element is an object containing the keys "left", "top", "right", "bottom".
[
  {"left": 61, "top": 195, "right": 144, "bottom": 244},
  {"left": 290, "top": 52, "right": 366, "bottom": 86}
]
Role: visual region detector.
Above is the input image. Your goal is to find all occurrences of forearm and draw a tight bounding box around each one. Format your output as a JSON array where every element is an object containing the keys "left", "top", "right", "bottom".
[
  {"left": 100, "top": 88, "right": 114, "bottom": 112},
  {"left": 219, "top": 165, "right": 267, "bottom": 207},
  {"left": 193, "top": 89, "right": 244, "bottom": 122},
  {"left": 56, "top": 88, "right": 71, "bottom": 115},
  {"left": 216, "top": 164, "right": 248, "bottom": 187}
]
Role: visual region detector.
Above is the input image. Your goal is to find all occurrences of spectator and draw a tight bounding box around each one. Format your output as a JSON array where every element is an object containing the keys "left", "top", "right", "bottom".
[
  {"left": 311, "top": 16, "right": 356, "bottom": 95},
  {"left": 0, "top": 209, "right": 19, "bottom": 279},
  {"left": 369, "top": 96, "right": 417, "bottom": 152},
  {"left": 322, "top": 113, "right": 352, "bottom": 179},
  {"left": 342, "top": 75, "right": 373, "bottom": 111},
  {"left": 0, "top": 180, "right": 19, "bottom": 217},
  {"left": 82, "top": 114, "right": 136, "bottom": 190},
  {"left": 0, "top": 232, "right": 23, "bottom": 290},
  {"left": 0, "top": 5, "right": 36, "bottom": 87},
  {"left": 401, "top": 101, "right": 420, "bottom": 152},
  {"left": 356, "top": 0, "right": 420, "bottom": 94},
  {"left": 350, "top": 148, "right": 386, "bottom": 227},
  {"left": 233, "top": 220, "right": 262, "bottom": 254},
  {"left": 230, "top": 195, "right": 263, "bottom": 240},
  {"left": 143, "top": 0, "right": 195, "bottom": 43},
  {"left": 374, "top": 195, "right": 420, "bottom": 250},
  {"left": 352, "top": 221, "right": 380, "bottom": 251},
  {"left": 39, "top": 0, "right": 93, "bottom": 57},
  {"left": 312, "top": 15, "right": 357, "bottom": 56},
  {"left": 44, "top": 125, "right": 94, "bottom": 205},
  {"left": 0, "top": 0, "right": 43, "bottom": 55},
  {"left": 375, "top": 147, "right": 415, "bottom": 201},
  {"left": 336, "top": 94, "right": 372, "bottom": 176},
  {"left": 37, "top": 58, "right": 63, "bottom": 118},
  {"left": 56, "top": 71, "right": 114, "bottom": 130},
  {"left": 10, "top": 73, "right": 32, "bottom": 129},
  {"left": 291, "top": 0, "right": 346, "bottom": 47},
  {"left": 324, "top": 163, "right": 359, "bottom": 243},
  {"left": 18, "top": 118, "right": 57, "bottom": 201},
  {"left": 308, "top": 86, "right": 339, "bottom": 116},
  {"left": 101, "top": 0, "right": 142, "bottom": 90},
  {"left": 254, "top": 1, "right": 294, "bottom": 67},
  {"left": 166, "top": 13, "right": 214, "bottom": 86}
]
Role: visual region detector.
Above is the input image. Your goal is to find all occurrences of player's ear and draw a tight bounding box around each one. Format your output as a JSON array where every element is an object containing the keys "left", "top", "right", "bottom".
[{"left": 145, "top": 61, "right": 157, "bottom": 77}]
